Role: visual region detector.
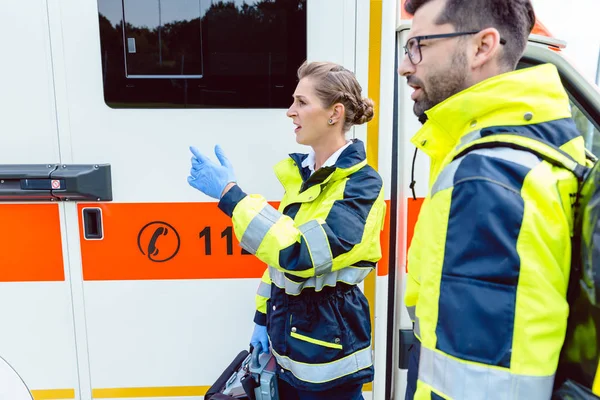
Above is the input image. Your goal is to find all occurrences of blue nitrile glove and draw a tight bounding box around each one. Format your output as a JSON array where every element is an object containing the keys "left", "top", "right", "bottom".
[
  {"left": 187, "top": 145, "right": 236, "bottom": 199},
  {"left": 250, "top": 324, "right": 269, "bottom": 354}
]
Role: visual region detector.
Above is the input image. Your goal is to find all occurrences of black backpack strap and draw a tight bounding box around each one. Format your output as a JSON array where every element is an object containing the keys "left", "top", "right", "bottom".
[{"left": 452, "top": 133, "right": 590, "bottom": 182}]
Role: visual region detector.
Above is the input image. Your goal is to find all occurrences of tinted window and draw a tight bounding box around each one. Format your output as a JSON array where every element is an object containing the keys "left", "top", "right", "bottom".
[
  {"left": 98, "top": 0, "right": 307, "bottom": 108},
  {"left": 571, "top": 100, "right": 600, "bottom": 157}
]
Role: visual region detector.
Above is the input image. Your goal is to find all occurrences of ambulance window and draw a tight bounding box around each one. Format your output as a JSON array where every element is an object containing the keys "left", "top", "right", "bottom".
[
  {"left": 570, "top": 100, "right": 600, "bottom": 157},
  {"left": 97, "top": 0, "right": 307, "bottom": 108}
]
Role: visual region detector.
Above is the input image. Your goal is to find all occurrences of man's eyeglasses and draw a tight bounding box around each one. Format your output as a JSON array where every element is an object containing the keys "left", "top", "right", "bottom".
[{"left": 403, "top": 31, "right": 507, "bottom": 65}]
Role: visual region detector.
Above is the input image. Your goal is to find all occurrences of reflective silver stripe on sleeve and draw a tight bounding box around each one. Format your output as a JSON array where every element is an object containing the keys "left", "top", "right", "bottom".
[
  {"left": 269, "top": 266, "right": 371, "bottom": 295},
  {"left": 419, "top": 346, "right": 554, "bottom": 400},
  {"left": 298, "top": 220, "right": 333, "bottom": 275},
  {"left": 414, "top": 316, "right": 421, "bottom": 338},
  {"left": 407, "top": 306, "right": 416, "bottom": 321},
  {"left": 431, "top": 147, "right": 542, "bottom": 197},
  {"left": 239, "top": 204, "right": 282, "bottom": 254},
  {"left": 256, "top": 281, "right": 271, "bottom": 299},
  {"left": 273, "top": 345, "right": 372, "bottom": 384}
]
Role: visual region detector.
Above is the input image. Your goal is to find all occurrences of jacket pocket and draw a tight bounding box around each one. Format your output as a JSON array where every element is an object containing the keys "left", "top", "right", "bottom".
[
  {"left": 290, "top": 325, "right": 343, "bottom": 350},
  {"left": 287, "top": 303, "right": 345, "bottom": 363}
]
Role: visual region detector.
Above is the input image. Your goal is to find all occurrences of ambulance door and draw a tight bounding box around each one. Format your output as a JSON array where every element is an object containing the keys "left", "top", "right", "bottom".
[
  {"left": 48, "top": 0, "right": 360, "bottom": 398},
  {"left": 0, "top": 0, "right": 80, "bottom": 398}
]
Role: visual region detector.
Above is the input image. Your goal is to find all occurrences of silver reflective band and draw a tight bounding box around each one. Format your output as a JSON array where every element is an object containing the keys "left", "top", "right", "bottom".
[
  {"left": 407, "top": 306, "right": 416, "bottom": 321},
  {"left": 239, "top": 205, "right": 282, "bottom": 253},
  {"left": 431, "top": 147, "right": 541, "bottom": 196},
  {"left": 414, "top": 316, "right": 421, "bottom": 338},
  {"left": 256, "top": 281, "right": 271, "bottom": 299},
  {"left": 273, "top": 345, "right": 372, "bottom": 384},
  {"left": 456, "top": 129, "right": 482, "bottom": 150},
  {"left": 298, "top": 220, "right": 333, "bottom": 275},
  {"left": 269, "top": 266, "right": 371, "bottom": 295},
  {"left": 419, "top": 347, "right": 554, "bottom": 400}
]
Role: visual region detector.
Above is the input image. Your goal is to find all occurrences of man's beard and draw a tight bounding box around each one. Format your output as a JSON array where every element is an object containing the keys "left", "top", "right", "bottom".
[{"left": 412, "top": 50, "right": 469, "bottom": 120}]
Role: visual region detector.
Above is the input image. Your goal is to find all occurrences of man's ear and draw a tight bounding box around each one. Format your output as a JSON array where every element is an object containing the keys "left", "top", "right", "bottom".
[
  {"left": 471, "top": 28, "right": 502, "bottom": 69},
  {"left": 330, "top": 103, "right": 346, "bottom": 125}
]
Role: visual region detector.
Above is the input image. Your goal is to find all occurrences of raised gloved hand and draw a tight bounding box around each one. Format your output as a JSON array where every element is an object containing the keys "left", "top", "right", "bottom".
[
  {"left": 250, "top": 324, "right": 269, "bottom": 354},
  {"left": 187, "top": 145, "right": 236, "bottom": 199}
]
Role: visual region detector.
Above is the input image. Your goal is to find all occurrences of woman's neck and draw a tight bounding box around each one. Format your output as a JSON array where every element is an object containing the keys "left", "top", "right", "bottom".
[{"left": 312, "top": 136, "right": 349, "bottom": 171}]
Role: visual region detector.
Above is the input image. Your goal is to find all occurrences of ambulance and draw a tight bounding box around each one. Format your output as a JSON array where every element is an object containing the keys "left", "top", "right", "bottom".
[{"left": 1, "top": 0, "right": 599, "bottom": 399}]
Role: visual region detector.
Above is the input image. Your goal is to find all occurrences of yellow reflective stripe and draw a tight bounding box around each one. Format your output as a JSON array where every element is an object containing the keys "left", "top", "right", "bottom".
[
  {"left": 30, "top": 389, "right": 75, "bottom": 400},
  {"left": 290, "top": 331, "right": 342, "bottom": 350},
  {"left": 298, "top": 220, "right": 333, "bottom": 275},
  {"left": 593, "top": 360, "right": 600, "bottom": 395},
  {"left": 269, "top": 265, "right": 371, "bottom": 295},
  {"left": 273, "top": 345, "right": 372, "bottom": 384},
  {"left": 239, "top": 204, "right": 282, "bottom": 253},
  {"left": 91, "top": 386, "right": 209, "bottom": 398},
  {"left": 419, "top": 346, "right": 554, "bottom": 399}
]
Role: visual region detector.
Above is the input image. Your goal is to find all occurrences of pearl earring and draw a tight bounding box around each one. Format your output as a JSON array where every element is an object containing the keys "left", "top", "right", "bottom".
[{"left": 328, "top": 119, "right": 334, "bottom": 125}]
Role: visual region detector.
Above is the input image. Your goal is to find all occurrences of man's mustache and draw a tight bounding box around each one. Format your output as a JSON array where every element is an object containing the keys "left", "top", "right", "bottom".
[{"left": 407, "top": 76, "right": 425, "bottom": 90}]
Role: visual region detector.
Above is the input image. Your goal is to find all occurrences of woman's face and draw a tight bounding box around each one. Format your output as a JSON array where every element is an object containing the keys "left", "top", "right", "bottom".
[{"left": 286, "top": 77, "right": 332, "bottom": 146}]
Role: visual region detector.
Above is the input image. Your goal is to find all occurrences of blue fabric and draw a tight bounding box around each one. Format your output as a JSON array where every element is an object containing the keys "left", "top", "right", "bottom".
[
  {"left": 480, "top": 118, "right": 581, "bottom": 149},
  {"left": 254, "top": 309, "right": 267, "bottom": 326},
  {"left": 454, "top": 152, "right": 531, "bottom": 192},
  {"left": 431, "top": 392, "right": 444, "bottom": 400},
  {"left": 335, "top": 139, "right": 366, "bottom": 169},
  {"left": 218, "top": 184, "right": 247, "bottom": 217},
  {"left": 278, "top": 378, "right": 364, "bottom": 400},
  {"left": 436, "top": 179, "right": 525, "bottom": 367},
  {"left": 268, "top": 284, "right": 373, "bottom": 391},
  {"left": 405, "top": 339, "right": 420, "bottom": 400},
  {"left": 278, "top": 235, "right": 314, "bottom": 273},
  {"left": 325, "top": 167, "right": 382, "bottom": 257}
]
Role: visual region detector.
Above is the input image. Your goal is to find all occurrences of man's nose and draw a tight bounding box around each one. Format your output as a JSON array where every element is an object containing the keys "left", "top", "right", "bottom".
[{"left": 398, "top": 54, "right": 415, "bottom": 77}]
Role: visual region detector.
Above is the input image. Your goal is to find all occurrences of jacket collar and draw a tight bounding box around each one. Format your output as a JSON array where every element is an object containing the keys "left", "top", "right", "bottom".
[
  {"left": 274, "top": 139, "right": 368, "bottom": 194},
  {"left": 411, "top": 63, "right": 572, "bottom": 162}
]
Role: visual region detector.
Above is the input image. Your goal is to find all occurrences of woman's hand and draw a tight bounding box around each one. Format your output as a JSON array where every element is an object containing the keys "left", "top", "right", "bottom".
[
  {"left": 187, "top": 145, "right": 236, "bottom": 199},
  {"left": 250, "top": 323, "right": 269, "bottom": 354}
]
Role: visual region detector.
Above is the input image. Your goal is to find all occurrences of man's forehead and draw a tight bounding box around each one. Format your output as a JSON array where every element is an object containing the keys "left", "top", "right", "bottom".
[{"left": 409, "top": 0, "right": 445, "bottom": 35}]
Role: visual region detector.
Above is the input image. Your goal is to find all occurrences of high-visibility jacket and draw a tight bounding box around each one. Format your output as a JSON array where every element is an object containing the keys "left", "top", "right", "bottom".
[
  {"left": 218, "top": 139, "right": 386, "bottom": 391},
  {"left": 405, "top": 63, "right": 587, "bottom": 399}
]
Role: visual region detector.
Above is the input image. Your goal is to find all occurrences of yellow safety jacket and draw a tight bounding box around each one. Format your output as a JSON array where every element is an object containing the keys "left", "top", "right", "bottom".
[
  {"left": 405, "top": 64, "right": 587, "bottom": 399},
  {"left": 218, "top": 139, "right": 386, "bottom": 390}
]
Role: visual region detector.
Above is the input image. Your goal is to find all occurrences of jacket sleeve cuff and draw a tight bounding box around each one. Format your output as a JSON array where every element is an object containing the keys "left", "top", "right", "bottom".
[
  {"left": 254, "top": 310, "right": 267, "bottom": 326},
  {"left": 218, "top": 185, "right": 247, "bottom": 217}
]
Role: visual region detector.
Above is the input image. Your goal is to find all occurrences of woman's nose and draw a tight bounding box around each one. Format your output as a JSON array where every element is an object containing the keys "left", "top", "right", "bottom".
[{"left": 286, "top": 105, "right": 295, "bottom": 118}]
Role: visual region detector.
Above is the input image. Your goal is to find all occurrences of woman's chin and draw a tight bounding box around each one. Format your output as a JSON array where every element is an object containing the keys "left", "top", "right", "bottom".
[{"left": 295, "top": 134, "right": 307, "bottom": 145}]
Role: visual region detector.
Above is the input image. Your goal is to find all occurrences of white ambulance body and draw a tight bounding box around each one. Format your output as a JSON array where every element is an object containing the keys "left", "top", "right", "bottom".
[{"left": 1, "top": 0, "right": 599, "bottom": 399}]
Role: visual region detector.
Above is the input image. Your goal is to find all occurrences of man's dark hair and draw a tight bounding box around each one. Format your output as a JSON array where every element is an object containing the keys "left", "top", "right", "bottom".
[{"left": 405, "top": 0, "right": 536, "bottom": 69}]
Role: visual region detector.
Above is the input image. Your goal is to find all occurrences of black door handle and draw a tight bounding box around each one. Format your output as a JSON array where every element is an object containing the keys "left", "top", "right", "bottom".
[
  {"left": 0, "top": 164, "right": 112, "bottom": 201},
  {"left": 82, "top": 208, "right": 103, "bottom": 239}
]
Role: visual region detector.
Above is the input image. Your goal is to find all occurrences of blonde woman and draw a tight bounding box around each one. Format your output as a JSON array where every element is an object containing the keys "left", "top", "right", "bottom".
[{"left": 188, "top": 61, "right": 385, "bottom": 399}]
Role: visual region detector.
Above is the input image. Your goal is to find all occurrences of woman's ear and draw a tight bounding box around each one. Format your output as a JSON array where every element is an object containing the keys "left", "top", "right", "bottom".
[{"left": 330, "top": 103, "right": 346, "bottom": 125}]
